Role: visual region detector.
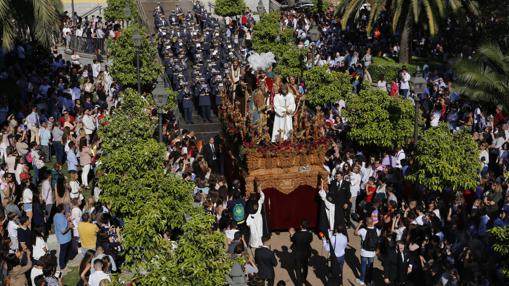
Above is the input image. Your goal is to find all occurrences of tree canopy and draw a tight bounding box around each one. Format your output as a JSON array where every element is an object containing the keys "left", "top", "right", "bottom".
[
  {"left": 98, "top": 89, "right": 232, "bottom": 285},
  {"left": 489, "top": 226, "right": 509, "bottom": 280},
  {"left": 214, "top": 0, "right": 247, "bottom": 17},
  {"left": 252, "top": 13, "right": 304, "bottom": 77},
  {"left": 337, "top": 0, "right": 478, "bottom": 63},
  {"left": 108, "top": 24, "right": 163, "bottom": 92},
  {"left": 406, "top": 124, "right": 480, "bottom": 191},
  {"left": 104, "top": 0, "right": 139, "bottom": 22},
  {"left": 454, "top": 43, "right": 509, "bottom": 108},
  {"left": 0, "top": 0, "right": 62, "bottom": 50},
  {"left": 302, "top": 65, "right": 352, "bottom": 106},
  {"left": 345, "top": 88, "right": 416, "bottom": 148}
]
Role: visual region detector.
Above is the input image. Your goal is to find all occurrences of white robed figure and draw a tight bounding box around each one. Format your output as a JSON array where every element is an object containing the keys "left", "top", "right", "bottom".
[
  {"left": 271, "top": 85, "right": 296, "bottom": 142},
  {"left": 246, "top": 190, "right": 265, "bottom": 248},
  {"left": 319, "top": 185, "right": 335, "bottom": 231}
]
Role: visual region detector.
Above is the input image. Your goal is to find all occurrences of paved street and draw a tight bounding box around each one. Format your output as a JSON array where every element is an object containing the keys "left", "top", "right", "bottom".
[{"left": 267, "top": 228, "right": 383, "bottom": 285}]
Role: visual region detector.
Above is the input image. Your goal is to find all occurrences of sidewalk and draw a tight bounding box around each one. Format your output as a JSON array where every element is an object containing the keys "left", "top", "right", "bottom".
[{"left": 47, "top": 234, "right": 82, "bottom": 270}]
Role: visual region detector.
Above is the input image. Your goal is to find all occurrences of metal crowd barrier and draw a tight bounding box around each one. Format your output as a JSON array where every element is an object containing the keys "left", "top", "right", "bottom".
[{"left": 68, "top": 35, "right": 107, "bottom": 54}]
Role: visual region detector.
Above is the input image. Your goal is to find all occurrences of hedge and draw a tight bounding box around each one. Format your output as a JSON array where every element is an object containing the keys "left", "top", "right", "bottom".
[{"left": 368, "top": 57, "right": 416, "bottom": 82}]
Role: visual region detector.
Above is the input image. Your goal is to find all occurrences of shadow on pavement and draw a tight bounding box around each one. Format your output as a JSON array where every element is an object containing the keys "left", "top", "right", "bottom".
[
  {"left": 345, "top": 246, "right": 360, "bottom": 278},
  {"left": 275, "top": 246, "right": 298, "bottom": 285},
  {"left": 309, "top": 249, "right": 328, "bottom": 285}
]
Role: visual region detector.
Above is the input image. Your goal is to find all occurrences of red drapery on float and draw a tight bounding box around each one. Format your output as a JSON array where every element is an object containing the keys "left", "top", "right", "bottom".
[{"left": 263, "top": 186, "right": 319, "bottom": 230}]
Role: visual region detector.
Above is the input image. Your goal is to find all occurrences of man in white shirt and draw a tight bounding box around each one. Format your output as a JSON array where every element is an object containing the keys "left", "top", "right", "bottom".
[
  {"left": 92, "top": 60, "right": 101, "bottom": 78},
  {"left": 355, "top": 217, "right": 381, "bottom": 286},
  {"left": 82, "top": 108, "right": 96, "bottom": 138},
  {"left": 399, "top": 67, "right": 411, "bottom": 98},
  {"left": 88, "top": 260, "right": 111, "bottom": 286},
  {"left": 395, "top": 148, "right": 406, "bottom": 169},
  {"left": 349, "top": 165, "right": 362, "bottom": 215},
  {"left": 322, "top": 226, "right": 348, "bottom": 283},
  {"left": 96, "top": 27, "right": 105, "bottom": 39},
  {"left": 26, "top": 107, "right": 40, "bottom": 143},
  {"left": 62, "top": 25, "right": 71, "bottom": 40},
  {"left": 75, "top": 27, "right": 83, "bottom": 37},
  {"left": 41, "top": 174, "right": 54, "bottom": 222},
  {"left": 30, "top": 260, "right": 44, "bottom": 286}
]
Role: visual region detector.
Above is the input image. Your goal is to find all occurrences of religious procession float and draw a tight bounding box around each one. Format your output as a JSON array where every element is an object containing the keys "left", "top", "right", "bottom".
[{"left": 219, "top": 52, "right": 330, "bottom": 225}]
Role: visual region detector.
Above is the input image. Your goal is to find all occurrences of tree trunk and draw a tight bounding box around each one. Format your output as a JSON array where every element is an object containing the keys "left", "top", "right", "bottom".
[{"left": 399, "top": 6, "right": 413, "bottom": 64}]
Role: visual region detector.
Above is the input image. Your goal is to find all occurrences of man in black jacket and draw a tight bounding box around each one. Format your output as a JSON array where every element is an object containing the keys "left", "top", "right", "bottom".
[
  {"left": 255, "top": 236, "right": 278, "bottom": 286},
  {"left": 328, "top": 171, "right": 352, "bottom": 229},
  {"left": 201, "top": 136, "right": 220, "bottom": 173},
  {"left": 383, "top": 240, "right": 412, "bottom": 285},
  {"left": 290, "top": 220, "right": 313, "bottom": 285}
]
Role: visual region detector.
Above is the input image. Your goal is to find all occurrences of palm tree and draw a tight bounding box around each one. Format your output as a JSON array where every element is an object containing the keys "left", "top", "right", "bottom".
[
  {"left": 0, "top": 0, "right": 63, "bottom": 50},
  {"left": 455, "top": 43, "right": 509, "bottom": 107},
  {"left": 337, "top": 0, "right": 479, "bottom": 63}
]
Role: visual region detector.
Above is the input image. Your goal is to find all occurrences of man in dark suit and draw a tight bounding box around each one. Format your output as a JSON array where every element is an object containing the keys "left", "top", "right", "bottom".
[
  {"left": 383, "top": 240, "right": 412, "bottom": 285},
  {"left": 290, "top": 220, "right": 313, "bottom": 285},
  {"left": 383, "top": 240, "right": 399, "bottom": 285},
  {"left": 202, "top": 136, "right": 219, "bottom": 174},
  {"left": 328, "top": 171, "right": 352, "bottom": 229},
  {"left": 255, "top": 236, "right": 278, "bottom": 286}
]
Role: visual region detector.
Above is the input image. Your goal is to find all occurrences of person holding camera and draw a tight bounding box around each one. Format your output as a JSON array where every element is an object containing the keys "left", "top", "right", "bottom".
[
  {"left": 54, "top": 204, "right": 74, "bottom": 271},
  {"left": 322, "top": 225, "right": 348, "bottom": 284},
  {"left": 43, "top": 264, "right": 64, "bottom": 286},
  {"left": 6, "top": 246, "right": 32, "bottom": 286}
]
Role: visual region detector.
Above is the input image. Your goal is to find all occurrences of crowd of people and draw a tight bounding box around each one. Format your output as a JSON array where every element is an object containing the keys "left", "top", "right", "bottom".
[
  {"left": 60, "top": 12, "right": 119, "bottom": 55},
  {"left": 149, "top": 2, "right": 508, "bottom": 286},
  {"left": 0, "top": 30, "right": 124, "bottom": 284},
  {"left": 0, "top": 1, "right": 505, "bottom": 286}
]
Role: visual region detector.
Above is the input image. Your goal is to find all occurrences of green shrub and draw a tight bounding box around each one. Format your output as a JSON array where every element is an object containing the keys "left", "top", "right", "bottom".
[{"left": 368, "top": 57, "right": 416, "bottom": 82}]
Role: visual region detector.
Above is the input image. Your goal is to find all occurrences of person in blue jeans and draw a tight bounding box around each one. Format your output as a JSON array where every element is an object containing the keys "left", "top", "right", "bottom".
[
  {"left": 54, "top": 204, "right": 74, "bottom": 270},
  {"left": 322, "top": 225, "right": 348, "bottom": 283},
  {"left": 355, "top": 217, "right": 381, "bottom": 286}
]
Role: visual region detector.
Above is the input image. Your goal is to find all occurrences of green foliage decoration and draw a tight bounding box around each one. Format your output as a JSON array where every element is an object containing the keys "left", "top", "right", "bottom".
[
  {"left": 302, "top": 65, "right": 352, "bottom": 106},
  {"left": 406, "top": 124, "right": 480, "bottom": 191},
  {"left": 489, "top": 226, "right": 509, "bottom": 279},
  {"left": 104, "top": 0, "right": 139, "bottom": 22},
  {"left": 345, "top": 88, "right": 416, "bottom": 148},
  {"left": 214, "top": 0, "right": 247, "bottom": 17},
  {"left": 108, "top": 24, "right": 163, "bottom": 91}
]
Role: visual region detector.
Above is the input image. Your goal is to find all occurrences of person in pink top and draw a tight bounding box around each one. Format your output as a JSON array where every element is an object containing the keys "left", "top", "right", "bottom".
[{"left": 79, "top": 138, "right": 92, "bottom": 188}]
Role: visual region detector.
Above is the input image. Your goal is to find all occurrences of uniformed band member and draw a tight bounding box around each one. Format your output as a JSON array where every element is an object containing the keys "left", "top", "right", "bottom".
[{"left": 154, "top": 1, "right": 248, "bottom": 125}]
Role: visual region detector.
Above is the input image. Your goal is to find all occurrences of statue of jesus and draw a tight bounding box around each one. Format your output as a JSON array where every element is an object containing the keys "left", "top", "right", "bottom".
[{"left": 272, "top": 84, "right": 296, "bottom": 142}]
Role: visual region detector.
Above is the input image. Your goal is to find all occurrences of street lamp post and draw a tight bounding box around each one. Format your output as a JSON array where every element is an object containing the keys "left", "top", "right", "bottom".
[
  {"left": 133, "top": 30, "right": 142, "bottom": 95},
  {"left": 308, "top": 25, "right": 320, "bottom": 67},
  {"left": 410, "top": 66, "right": 427, "bottom": 145},
  {"left": 124, "top": 1, "right": 131, "bottom": 27},
  {"left": 257, "top": 0, "right": 266, "bottom": 15},
  {"left": 153, "top": 86, "right": 168, "bottom": 142}
]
